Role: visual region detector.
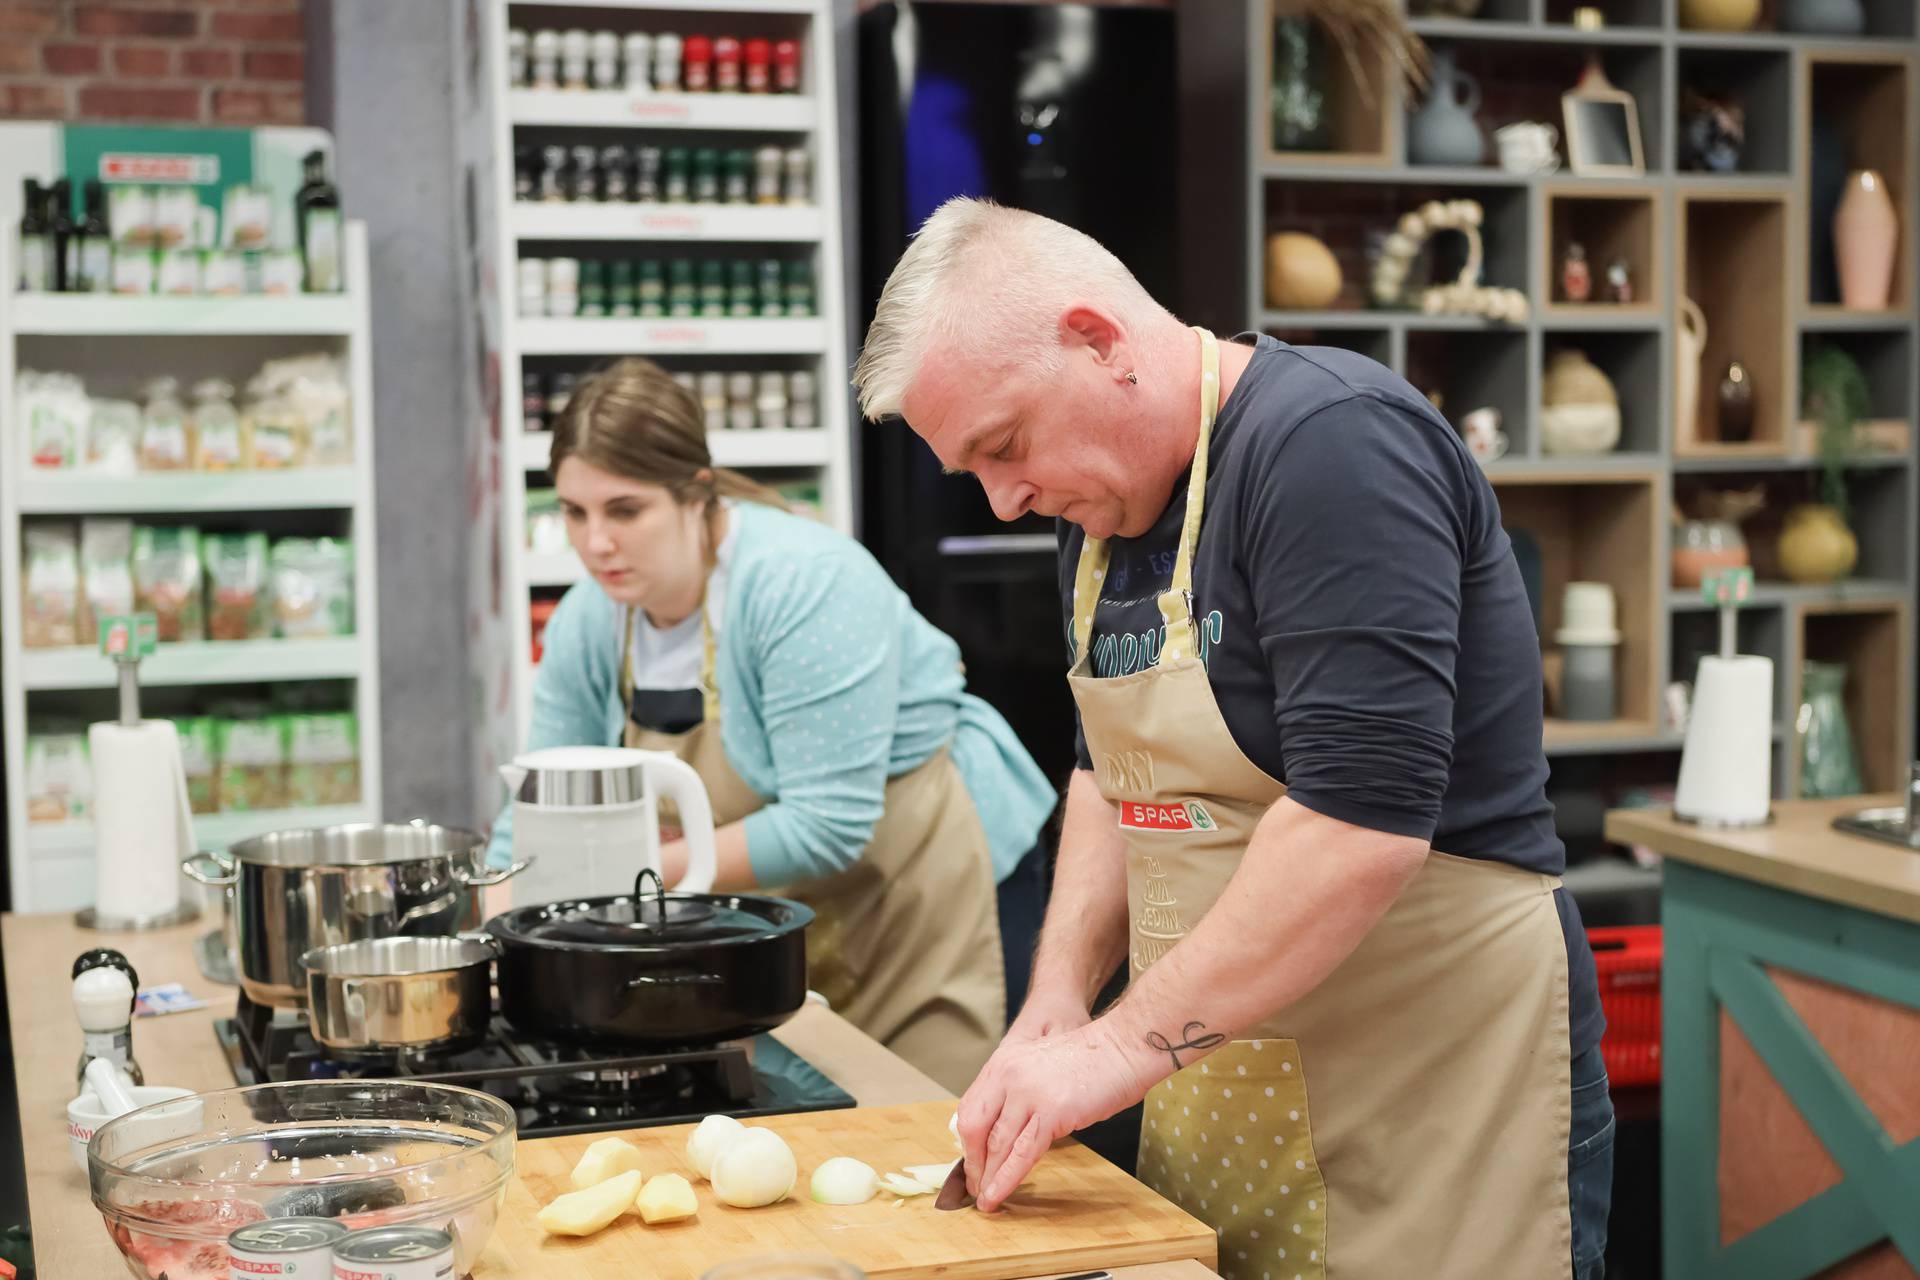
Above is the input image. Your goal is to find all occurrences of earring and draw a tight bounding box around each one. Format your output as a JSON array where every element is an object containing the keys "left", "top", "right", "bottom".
[{"left": 1125, "top": 371, "right": 1139, "bottom": 385}]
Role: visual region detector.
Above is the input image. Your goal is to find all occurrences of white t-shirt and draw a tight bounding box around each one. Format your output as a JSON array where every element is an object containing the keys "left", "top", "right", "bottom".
[{"left": 628, "top": 501, "right": 738, "bottom": 691}]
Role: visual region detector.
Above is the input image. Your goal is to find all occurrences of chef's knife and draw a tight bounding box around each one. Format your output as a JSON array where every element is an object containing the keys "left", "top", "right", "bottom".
[{"left": 934, "top": 1160, "right": 973, "bottom": 1211}]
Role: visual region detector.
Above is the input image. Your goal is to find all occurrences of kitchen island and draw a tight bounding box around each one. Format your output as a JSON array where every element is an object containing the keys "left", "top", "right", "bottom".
[
  {"left": 1605, "top": 796, "right": 1920, "bottom": 1279},
  {"left": 3, "top": 911, "right": 1214, "bottom": 1280}
]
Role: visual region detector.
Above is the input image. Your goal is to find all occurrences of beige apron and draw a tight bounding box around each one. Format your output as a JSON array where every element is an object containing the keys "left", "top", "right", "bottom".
[
  {"left": 621, "top": 597, "right": 1005, "bottom": 1096},
  {"left": 1068, "top": 329, "right": 1572, "bottom": 1280}
]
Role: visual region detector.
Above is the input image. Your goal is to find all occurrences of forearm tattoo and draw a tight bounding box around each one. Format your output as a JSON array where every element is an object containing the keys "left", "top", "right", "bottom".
[{"left": 1145, "top": 1020, "right": 1226, "bottom": 1070}]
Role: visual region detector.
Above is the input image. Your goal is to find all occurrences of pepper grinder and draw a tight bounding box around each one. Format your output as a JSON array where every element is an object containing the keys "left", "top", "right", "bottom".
[{"left": 72, "top": 948, "right": 145, "bottom": 1090}]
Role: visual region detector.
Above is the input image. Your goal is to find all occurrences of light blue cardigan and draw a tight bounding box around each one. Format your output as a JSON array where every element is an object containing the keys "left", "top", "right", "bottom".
[{"left": 486, "top": 501, "right": 1057, "bottom": 885}]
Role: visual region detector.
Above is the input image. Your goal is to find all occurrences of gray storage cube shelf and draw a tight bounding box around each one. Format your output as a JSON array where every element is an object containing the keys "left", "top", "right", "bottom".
[{"left": 1184, "top": 0, "right": 1917, "bottom": 813}]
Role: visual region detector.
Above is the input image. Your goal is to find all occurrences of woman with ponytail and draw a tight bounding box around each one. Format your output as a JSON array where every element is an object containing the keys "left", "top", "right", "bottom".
[{"left": 486, "top": 357, "right": 1054, "bottom": 1093}]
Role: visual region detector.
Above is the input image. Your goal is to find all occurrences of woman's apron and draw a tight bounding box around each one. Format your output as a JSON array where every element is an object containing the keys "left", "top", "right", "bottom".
[
  {"left": 1067, "top": 328, "right": 1572, "bottom": 1279},
  {"left": 621, "top": 601, "right": 1005, "bottom": 1096}
]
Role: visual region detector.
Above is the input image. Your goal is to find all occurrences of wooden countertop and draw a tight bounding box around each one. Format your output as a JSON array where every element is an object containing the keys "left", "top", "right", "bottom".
[
  {"left": 2, "top": 911, "right": 1214, "bottom": 1280},
  {"left": 1604, "top": 794, "right": 1920, "bottom": 924}
]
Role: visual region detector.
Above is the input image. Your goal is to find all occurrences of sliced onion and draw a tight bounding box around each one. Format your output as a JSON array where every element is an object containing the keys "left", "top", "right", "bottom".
[
  {"left": 902, "top": 1161, "right": 959, "bottom": 1191},
  {"left": 809, "top": 1157, "right": 879, "bottom": 1205},
  {"left": 880, "top": 1172, "right": 935, "bottom": 1198}
]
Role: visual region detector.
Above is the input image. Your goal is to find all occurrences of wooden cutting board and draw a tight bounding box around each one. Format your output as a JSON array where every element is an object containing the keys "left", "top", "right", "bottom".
[{"left": 477, "top": 1101, "right": 1217, "bottom": 1280}]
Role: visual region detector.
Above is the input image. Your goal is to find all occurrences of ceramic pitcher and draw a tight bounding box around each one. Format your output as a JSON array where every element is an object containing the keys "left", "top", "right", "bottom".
[
  {"left": 1408, "top": 49, "right": 1485, "bottom": 167},
  {"left": 1835, "top": 170, "right": 1899, "bottom": 310}
]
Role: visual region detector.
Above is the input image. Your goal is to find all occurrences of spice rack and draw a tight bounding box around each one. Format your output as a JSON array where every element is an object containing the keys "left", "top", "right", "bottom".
[
  {"left": 1181, "top": 0, "right": 1919, "bottom": 835},
  {"left": 467, "top": 0, "right": 854, "bottom": 757},
  {"left": 0, "top": 167, "right": 384, "bottom": 913}
]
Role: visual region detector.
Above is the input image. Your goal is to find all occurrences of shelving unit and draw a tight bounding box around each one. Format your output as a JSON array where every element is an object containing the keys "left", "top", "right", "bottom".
[
  {"left": 1204, "top": 0, "right": 1919, "bottom": 800},
  {"left": 0, "top": 216, "right": 384, "bottom": 912},
  {"left": 477, "top": 0, "right": 855, "bottom": 754}
]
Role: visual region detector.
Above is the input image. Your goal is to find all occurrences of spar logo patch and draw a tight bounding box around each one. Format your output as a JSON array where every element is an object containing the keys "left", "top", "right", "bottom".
[{"left": 1119, "top": 800, "right": 1218, "bottom": 833}]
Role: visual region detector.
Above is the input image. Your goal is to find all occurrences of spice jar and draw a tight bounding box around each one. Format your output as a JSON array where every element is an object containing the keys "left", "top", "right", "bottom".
[
  {"left": 756, "top": 372, "right": 789, "bottom": 431},
  {"left": 530, "top": 29, "right": 559, "bottom": 89},
  {"left": 788, "top": 371, "right": 817, "bottom": 430},
  {"left": 713, "top": 36, "right": 742, "bottom": 92},
  {"left": 590, "top": 30, "right": 620, "bottom": 89},
  {"left": 698, "top": 372, "right": 727, "bottom": 432},
  {"left": 773, "top": 39, "right": 800, "bottom": 93},
  {"left": 682, "top": 35, "right": 713, "bottom": 91},
  {"left": 783, "top": 147, "right": 811, "bottom": 205},
  {"left": 623, "top": 33, "right": 653, "bottom": 91},
  {"left": 507, "top": 29, "right": 529, "bottom": 86},
  {"left": 754, "top": 147, "right": 783, "bottom": 205},
  {"left": 744, "top": 39, "right": 771, "bottom": 93},
  {"left": 653, "top": 32, "right": 683, "bottom": 91},
  {"left": 560, "top": 29, "right": 591, "bottom": 90},
  {"left": 727, "top": 373, "right": 757, "bottom": 431}
]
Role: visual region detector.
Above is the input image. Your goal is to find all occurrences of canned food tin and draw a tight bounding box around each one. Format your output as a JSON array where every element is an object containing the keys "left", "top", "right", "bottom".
[
  {"left": 331, "top": 1225, "right": 454, "bottom": 1279},
  {"left": 230, "top": 1216, "right": 348, "bottom": 1276}
]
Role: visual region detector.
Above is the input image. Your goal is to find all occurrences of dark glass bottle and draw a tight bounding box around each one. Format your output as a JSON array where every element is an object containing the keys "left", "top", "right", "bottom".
[
  {"left": 295, "top": 148, "right": 344, "bottom": 292},
  {"left": 17, "top": 178, "right": 52, "bottom": 292},
  {"left": 49, "top": 179, "right": 76, "bottom": 292},
  {"left": 74, "top": 179, "right": 111, "bottom": 293}
]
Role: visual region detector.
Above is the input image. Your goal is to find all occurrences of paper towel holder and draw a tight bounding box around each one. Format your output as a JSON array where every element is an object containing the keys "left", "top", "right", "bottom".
[
  {"left": 75, "top": 615, "right": 200, "bottom": 933},
  {"left": 1672, "top": 569, "right": 1775, "bottom": 830}
]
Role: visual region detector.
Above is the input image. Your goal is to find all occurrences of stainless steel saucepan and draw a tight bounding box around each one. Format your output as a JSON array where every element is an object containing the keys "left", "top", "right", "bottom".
[
  {"left": 182, "top": 821, "right": 529, "bottom": 1009},
  {"left": 302, "top": 934, "right": 500, "bottom": 1054}
]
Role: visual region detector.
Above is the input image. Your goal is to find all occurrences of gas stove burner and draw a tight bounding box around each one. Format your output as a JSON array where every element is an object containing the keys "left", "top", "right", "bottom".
[
  {"left": 535, "top": 1061, "right": 674, "bottom": 1103},
  {"left": 214, "top": 998, "right": 852, "bottom": 1139}
]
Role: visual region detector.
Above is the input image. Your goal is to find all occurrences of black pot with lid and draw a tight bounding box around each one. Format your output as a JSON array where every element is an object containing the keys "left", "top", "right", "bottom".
[{"left": 485, "top": 869, "right": 812, "bottom": 1046}]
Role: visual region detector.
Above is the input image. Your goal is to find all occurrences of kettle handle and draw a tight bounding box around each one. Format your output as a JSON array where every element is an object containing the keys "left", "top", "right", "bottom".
[
  {"left": 644, "top": 753, "right": 718, "bottom": 893},
  {"left": 1455, "top": 66, "right": 1481, "bottom": 116}
]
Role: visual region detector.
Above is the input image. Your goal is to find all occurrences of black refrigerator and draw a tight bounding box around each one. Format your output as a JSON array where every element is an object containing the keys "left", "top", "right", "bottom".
[{"left": 856, "top": 0, "right": 1178, "bottom": 789}]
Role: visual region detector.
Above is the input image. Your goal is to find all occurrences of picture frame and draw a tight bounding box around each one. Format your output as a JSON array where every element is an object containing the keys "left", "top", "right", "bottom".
[{"left": 1562, "top": 86, "right": 1645, "bottom": 178}]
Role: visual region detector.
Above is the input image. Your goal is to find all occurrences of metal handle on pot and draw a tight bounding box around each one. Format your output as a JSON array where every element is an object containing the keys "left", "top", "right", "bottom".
[
  {"left": 454, "top": 857, "right": 533, "bottom": 889},
  {"left": 181, "top": 850, "right": 238, "bottom": 888},
  {"left": 456, "top": 930, "right": 503, "bottom": 959},
  {"left": 625, "top": 971, "right": 726, "bottom": 989}
]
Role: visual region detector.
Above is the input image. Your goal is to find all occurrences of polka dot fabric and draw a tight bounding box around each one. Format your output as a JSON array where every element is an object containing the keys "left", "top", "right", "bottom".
[{"left": 1137, "top": 1038, "right": 1328, "bottom": 1280}]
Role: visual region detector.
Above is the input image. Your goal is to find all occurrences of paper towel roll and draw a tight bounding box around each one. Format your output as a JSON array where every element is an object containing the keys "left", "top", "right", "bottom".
[
  {"left": 89, "top": 720, "right": 193, "bottom": 922},
  {"left": 1675, "top": 655, "right": 1774, "bottom": 826}
]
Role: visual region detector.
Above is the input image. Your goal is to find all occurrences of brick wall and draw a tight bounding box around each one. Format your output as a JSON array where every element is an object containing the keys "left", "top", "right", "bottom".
[{"left": 0, "top": 0, "right": 306, "bottom": 126}]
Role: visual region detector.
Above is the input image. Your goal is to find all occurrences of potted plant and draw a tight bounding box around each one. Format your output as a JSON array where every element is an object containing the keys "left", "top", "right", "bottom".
[{"left": 1781, "top": 345, "right": 1869, "bottom": 583}]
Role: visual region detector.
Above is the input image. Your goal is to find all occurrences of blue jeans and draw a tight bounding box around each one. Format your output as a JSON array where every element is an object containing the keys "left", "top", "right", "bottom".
[
  {"left": 995, "top": 842, "right": 1050, "bottom": 1024},
  {"left": 1569, "top": 1044, "right": 1616, "bottom": 1280}
]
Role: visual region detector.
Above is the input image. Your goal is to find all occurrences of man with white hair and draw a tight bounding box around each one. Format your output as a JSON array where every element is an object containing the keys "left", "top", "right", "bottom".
[{"left": 856, "top": 198, "right": 1613, "bottom": 1280}]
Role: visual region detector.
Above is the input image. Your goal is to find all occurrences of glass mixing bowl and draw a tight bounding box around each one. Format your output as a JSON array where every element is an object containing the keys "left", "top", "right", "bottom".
[{"left": 88, "top": 1080, "right": 515, "bottom": 1280}]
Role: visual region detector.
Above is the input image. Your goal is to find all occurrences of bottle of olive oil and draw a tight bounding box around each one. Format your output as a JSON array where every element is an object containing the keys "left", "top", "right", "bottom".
[
  {"left": 73, "top": 179, "right": 111, "bottom": 293},
  {"left": 17, "top": 178, "right": 52, "bottom": 292},
  {"left": 295, "top": 148, "right": 343, "bottom": 292}
]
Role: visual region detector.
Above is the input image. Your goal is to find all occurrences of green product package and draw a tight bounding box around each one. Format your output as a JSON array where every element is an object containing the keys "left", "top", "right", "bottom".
[
  {"left": 214, "top": 716, "right": 288, "bottom": 812},
  {"left": 132, "top": 525, "right": 205, "bottom": 642},
  {"left": 25, "top": 733, "right": 90, "bottom": 823},
  {"left": 287, "top": 712, "right": 360, "bottom": 807},
  {"left": 268, "top": 537, "right": 354, "bottom": 638},
  {"left": 174, "top": 717, "right": 219, "bottom": 815},
  {"left": 203, "top": 531, "right": 270, "bottom": 641}
]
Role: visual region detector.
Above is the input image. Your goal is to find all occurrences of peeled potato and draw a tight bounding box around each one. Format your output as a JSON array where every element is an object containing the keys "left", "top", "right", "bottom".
[
  {"left": 711, "top": 1127, "right": 798, "bottom": 1208},
  {"left": 570, "top": 1136, "right": 646, "bottom": 1191},
  {"left": 687, "top": 1113, "right": 747, "bottom": 1182},
  {"left": 636, "top": 1172, "right": 699, "bottom": 1224},
  {"left": 538, "top": 1168, "right": 644, "bottom": 1237}
]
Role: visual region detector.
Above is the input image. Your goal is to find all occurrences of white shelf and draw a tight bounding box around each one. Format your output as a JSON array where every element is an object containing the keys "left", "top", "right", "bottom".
[
  {"left": 517, "top": 316, "right": 828, "bottom": 355},
  {"left": 28, "top": 803, "right": 374, "bottom": 858},
  {"left": 8, "top": 292, "right": 355, "bottom": 336},
  {"left": 521, "top": 429, "right": 831, "bottom": 470},
  {"left": 20, "top": 636, "right": 361, "bottom": 690},
  {"left": 512, "top": 202, "right": 823, "bottom": 243},
  {"left": 509, "top": 89, "right": 816, "bottom": 131},
  {"left": 526, "top": 551, "right": 584, "bottom": 587},
  {"left": 17, "top": 468, "right": 358, "bottom": 514}
]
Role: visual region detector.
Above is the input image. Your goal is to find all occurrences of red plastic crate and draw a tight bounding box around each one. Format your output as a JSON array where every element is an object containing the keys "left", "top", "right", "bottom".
[{"left": 1588, "top": 925, "right": 1662, "bottom": 1087}]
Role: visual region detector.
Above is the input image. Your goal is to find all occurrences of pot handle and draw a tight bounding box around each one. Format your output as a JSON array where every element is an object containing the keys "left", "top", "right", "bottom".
[
  {"left": 456, "top": 930, "right": 504, "bottom": 959},
  {"left": 182, "top": 850, "right": 238, "bottom": 888},
  {"left": 625, "top": 971, "right": 726, "bottom": 989},
  {"left": 455, "top": 857, "right": 533, "bottom": 889}
]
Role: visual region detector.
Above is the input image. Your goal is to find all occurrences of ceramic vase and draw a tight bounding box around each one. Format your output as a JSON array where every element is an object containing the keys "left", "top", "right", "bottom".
[
  {"left": 1798, "top": 660, "right": 1863, "bottom": 799},
  {"left": 1681, "top": 0, "right": 1761, "bottom": 30},
  {"left": 1834, "top": 170, "right": 1899, "bottom": 310},
  {"left": 1783, "top": 0, "right": 1866, "bottom": 34},
  {"left": 1777, "top": 504, "right": 1858, "bottom": 584},
  {"left": 1265, "top": 233, "right": 1343, "bottom": 309},
  {"left": 1408, "top": 49, "right": 1485, "bottom": 167},
  {"left": 1676, "top": 297, "right": 1707, "bottom": 444}
]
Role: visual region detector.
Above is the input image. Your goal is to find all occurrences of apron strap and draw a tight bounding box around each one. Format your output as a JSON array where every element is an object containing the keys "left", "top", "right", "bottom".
[
  {"left": 621, "top": 597, "right": 722, "bottom": 725},
  {"left": 1072, "top": 326, "right": 1223, "bottom": 666}
]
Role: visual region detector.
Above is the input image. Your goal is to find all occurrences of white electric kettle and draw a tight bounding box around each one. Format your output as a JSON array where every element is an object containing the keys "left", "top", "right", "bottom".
[{"left": 498, "top": 746, "right": 718, "bottom": 905}]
